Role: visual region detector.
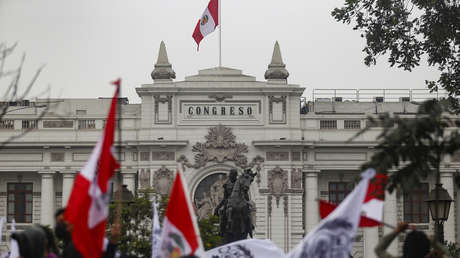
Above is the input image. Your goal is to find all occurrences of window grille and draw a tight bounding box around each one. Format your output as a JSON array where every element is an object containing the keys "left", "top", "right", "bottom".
[
  {"left": 344, "top": 120, "right": 361, "bottom": 129},
  {"left": 78, "top": 120, "right": 96, "bottom": 129},
  {"left": 328, "top": 182, "right": 353, "bottom": 204},
  {"left": 140, "top": 152, "right": 150, "bottom": 161},
  {"left": 320, "top": 120, "right": 337, "bottom": 129},
  {"left": 22, "top": 120, "right": 38, "bottom": 129},
  {"left": 7, "top": 183, "right": 33, "bottom": 223},
  {"left": 404, "top": 183, "right": 429, "bottom": 223},
  {"left": 0, "top": 120, "right": 14, "bottom": 130}
]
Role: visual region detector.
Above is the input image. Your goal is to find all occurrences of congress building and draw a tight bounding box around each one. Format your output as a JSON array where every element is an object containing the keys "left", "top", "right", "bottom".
[{"left": 0, "top": 41, "right": 457, "bottom": 258}]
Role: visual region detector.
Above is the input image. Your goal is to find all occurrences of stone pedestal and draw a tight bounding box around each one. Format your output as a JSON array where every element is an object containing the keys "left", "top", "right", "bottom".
[
  {"left": 304, "top": 169, "right": 319, "bottom": 234},
  {"left": 122, "top": 171, "right": 136, "bottom": 194},
  {"left": 39, "top": 171, "right": 55, "bottom": 227}
]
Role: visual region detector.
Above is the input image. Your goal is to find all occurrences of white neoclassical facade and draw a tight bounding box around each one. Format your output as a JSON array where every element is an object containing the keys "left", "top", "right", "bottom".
[{"left": 0, "top": 41, "right": 458, "bottom": 257}]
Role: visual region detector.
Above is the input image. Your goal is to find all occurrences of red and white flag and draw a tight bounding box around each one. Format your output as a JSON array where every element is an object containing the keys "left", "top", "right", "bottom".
[
  {"left": 158, "top": 169, "right": 205, "bottom": 258},
  {"left": 64, "top": 80, "right": 120, "bottom": 258},
  {"left": 192, "top": 0, "right": 219, "bottom": 50},
  {"left": 319, "top": 173, "right": 387, "bottom": 227},
  {"left": 289, "top": 169, "right": 376, "bottom": 258}
]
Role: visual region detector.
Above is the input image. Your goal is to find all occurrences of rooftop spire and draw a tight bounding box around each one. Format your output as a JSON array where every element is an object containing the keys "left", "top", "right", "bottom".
[
  {"left": 151, "top": 41, "right": 176, "bottom": 81},
  {"left": 264, "top": 41, "right": 289, "bottom": 83}
]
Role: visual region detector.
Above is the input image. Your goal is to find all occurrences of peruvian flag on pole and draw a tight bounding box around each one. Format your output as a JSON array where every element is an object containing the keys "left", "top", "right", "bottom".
[
  {"left": 192, "top": 0, "right": 219, "bottom": 50},
  {"left": 158, "top": 169, "right": 205, "bottom": 258},
  {"left": 319, "top": 173, "right": 387, "bottom": 227},
  {"left": 65, "top": 80, "right": 121, "bottom": 258}
]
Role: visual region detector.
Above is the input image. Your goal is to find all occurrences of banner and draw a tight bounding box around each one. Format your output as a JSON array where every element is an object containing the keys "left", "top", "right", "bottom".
[{"left": 207, "top": 239, "right": 286, "bottom": 258}]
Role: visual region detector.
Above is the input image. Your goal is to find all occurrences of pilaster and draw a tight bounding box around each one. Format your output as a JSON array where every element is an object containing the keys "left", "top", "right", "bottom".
[
  {"left": 303, "top": 169, "right": 319, "bottom": 234},
  {"left": 440, "top": 171, "right": 455, "bottom": 243},
  {"left": 61, "top": 170, "right": 76, "bottom": 207},
  {"left": 39, "top": 171, "right": 55, "bottom": 227}
]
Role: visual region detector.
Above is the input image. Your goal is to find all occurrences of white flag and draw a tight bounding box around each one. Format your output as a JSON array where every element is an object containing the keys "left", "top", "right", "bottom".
[
  {"left": 288, "top": 169, "right": 376, "bottom": 258},
  {"left": 151, "top": 196, "right": 162, "bottom": 258},
  {"left": 9, "top": 219, "right": 19, "bottom": 258},
  {"left": 207, "top": 239, "right": 286, "bottom": 258}
]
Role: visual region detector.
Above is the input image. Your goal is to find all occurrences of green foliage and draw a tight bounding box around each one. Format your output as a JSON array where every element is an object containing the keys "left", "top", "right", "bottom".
[
  {"left": 198, "top": 215, "right": 222, "bottom": 250},
  {"left": 332, "top": 0, "right": 460, "bottom": 109},
  {"left": 108, "top": 191, "right": 223, "bottom": 254},
  {"left": 108, "top": 191, "right": 168, "bottom": 257},
  {"left": 356, "top": 100, "right": 460, "bottom": 192},
  {"left": 446, "top": 241, "right": 460, "bottom": 258}
]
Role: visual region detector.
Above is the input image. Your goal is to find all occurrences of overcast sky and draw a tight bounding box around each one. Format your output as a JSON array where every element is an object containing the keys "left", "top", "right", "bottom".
[{"left": 0, "top": 0, "right": 440, "bottom": 103}]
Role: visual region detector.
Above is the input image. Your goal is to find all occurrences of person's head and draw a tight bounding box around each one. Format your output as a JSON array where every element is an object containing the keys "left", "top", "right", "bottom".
[
  {"left": 39, "top": 225, "right": 57, "bottom": 255},
  {"left": 402, "top": 230, "right": 431, "bottom": 258},
  {"left": 54, "top": 207, "right": 71, "bottom": 242},
  {"left": 11, "top": 225, "right": 46, "bottom": 258},
  {"left": 229, "top": 169, "right": 238, "bottom": 182}
]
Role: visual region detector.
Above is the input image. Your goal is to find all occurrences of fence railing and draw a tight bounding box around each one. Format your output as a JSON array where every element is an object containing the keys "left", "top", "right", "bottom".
[
  {"left": 300, "top": 89, "right": 450, "bottom": 114},
  {"left": 311, "top": 89, "right": 448, "bottom": 102}
]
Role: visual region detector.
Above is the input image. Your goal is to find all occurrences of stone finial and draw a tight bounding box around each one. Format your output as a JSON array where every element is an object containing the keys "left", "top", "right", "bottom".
[
  {"left": 264, "top": 41, "right": 289, "bottom": 82},
  {"left": 151, "top": 41, "right": 176, "bottom": 81}
]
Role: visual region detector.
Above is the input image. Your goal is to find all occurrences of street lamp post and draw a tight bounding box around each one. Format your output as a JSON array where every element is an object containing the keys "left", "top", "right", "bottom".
[{"left": 425, "top": 183, "right": 453, "bottom": 243}]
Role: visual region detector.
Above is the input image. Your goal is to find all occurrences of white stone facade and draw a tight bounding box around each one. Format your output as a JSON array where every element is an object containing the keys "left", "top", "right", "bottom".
[{"left": 0, "top": 43, "right": 458, "bottom": 257}]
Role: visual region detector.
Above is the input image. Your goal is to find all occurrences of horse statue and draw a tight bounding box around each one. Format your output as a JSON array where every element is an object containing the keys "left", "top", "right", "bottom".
[{"left": 223, "top": 169, "right": 257, "bottom": 243}]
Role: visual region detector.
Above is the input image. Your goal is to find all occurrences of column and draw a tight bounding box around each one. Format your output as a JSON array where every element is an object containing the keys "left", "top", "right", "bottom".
[
  {"left": 61, "top": 170, "right": 76, "bottom": 207},
  {"left": 440, "top": 171, "right": 455, "bottom": 243},
  {"left": 383, "top": 190, "right": 398, "bottom": 254},
  {"left": 39, "top": 171, "right": 55, "bottom": 227},
  {"left": 304, "top": 169, "right": 319, "bottom": 234},
  {"left": 364, "top": 227, "right": 379, "bottom": 258},
  {"left": 122, "top": 171, "right": 137, "bottom": 194}
]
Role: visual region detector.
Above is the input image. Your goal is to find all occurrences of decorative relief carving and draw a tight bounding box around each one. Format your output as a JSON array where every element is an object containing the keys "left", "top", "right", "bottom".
[
  {"left": 139, "top": 169, "right": 151, "bottom": 189},
  {"left": 154, "top": 95, "right": 172, "bottom": 124},
  {"left": 266, "top": 152, "right": 289, "bottom": 161},
  {"left": 268, "top": 96, "right": 287, "bottom": 124},
  {"left": 152, "top": 151, "right": 175, "bottom": 161},
  {"left": 248, "top": 155, "right": 265, "bottom": 186},
  {"left": 291, "top": 168, "right": 302, "bottom": 188},
  {"left": 177, "top": 125, "right": 249, "bottom": 169},
  {"left": 291, "top": 152, "right": 301, "bottom": 161},
  {"left": 152, "top": 166, "right": 174, "bottom": 195},
  {"left": 267, "top": 166, "right": 288, "bottom": 207},
  {"left": 208, "top": 94, "right": 233, "bottom": 102},
  {"left": 283, "top": 195, "right": 289, "bottom": 215}
]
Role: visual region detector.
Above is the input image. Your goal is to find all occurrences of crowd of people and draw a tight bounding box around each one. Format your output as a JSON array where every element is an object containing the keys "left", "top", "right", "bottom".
[
  {"left": 0, "top": 210, "right": 453, "bottom": 258},
  {"left": 1, "top": 208, "right": 134, "bottom": 258}
]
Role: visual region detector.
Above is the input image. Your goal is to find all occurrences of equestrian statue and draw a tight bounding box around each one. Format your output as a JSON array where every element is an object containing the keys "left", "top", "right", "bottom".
[{"left": 214, "top": 168, "right": 257, "bottom": 244}]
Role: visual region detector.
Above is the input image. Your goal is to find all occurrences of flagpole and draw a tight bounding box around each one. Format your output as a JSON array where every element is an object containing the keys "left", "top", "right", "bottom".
[
  {"left": 218, "top": 0, "right": 222, "bottom": 67},
  {"left": 115, "top": 80, "right": 123, "bottom": 226}
]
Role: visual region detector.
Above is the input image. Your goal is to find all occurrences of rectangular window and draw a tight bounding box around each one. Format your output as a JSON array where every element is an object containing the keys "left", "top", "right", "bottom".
[
  {"left": 328, "top": 182, "right": 352, "bottom": 204},
  {"left": 140, "top": 152, "right": 150, "bottom": 161},
  {"left": 344, "top": 120, "right": 361, "bottom": 129},
  {"left": 404, "top": 183, "right": 429, "bottom": 223},
  {"left": 0, "top": 120, "right": 14, "bottom": 130},
  {"left": 78, "top": 120, "right": 96, "bottom": 129},
  {"left": 76, "top": 110, "right": 87, "bottom": 115},
  {"left": 7, "top": 183, "right": 33, "bottom": 223},
  {"left": 51, "top": 152, "right": 65, "bottom": 162},
  {"left": 22, "top": 120, "right": 38, "bottom": 130},
  {"left": 320, "top": 120, "right": 337, "bottom": 129}
]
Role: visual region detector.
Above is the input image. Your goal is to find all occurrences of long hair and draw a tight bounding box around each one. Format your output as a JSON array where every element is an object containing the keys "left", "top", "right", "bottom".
[{"left": 402, "top": 230, "right": 431, "bottom": 258}]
